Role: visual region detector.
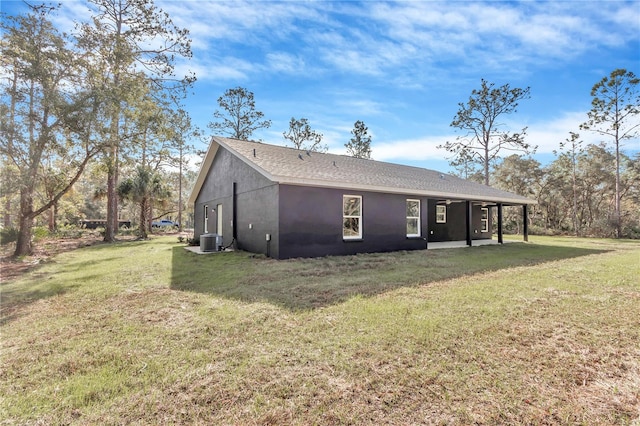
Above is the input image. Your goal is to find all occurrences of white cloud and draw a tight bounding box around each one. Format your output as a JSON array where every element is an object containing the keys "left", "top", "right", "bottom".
[
  {"left": 265, "top": 52, "right": 306, "bottom": 74},
  {"left": 374, "top": 136, "right": 451, "bottom": 162}
]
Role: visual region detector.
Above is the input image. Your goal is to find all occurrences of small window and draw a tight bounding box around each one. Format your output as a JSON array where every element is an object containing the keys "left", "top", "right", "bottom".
[
  {"left": 343, "top": 195, "right": 362, "bottom": 239},
  {"left": 406, "top": 199, "right": 420, "bottom": 237},
  {"left": 436, "top": 205, "right": 447, "bottom": 223},
  {"left": 481, "top": 207, "right": 489, "bottom": 233},
  {"left": 204, "top": 205, "right": 209, "bottom": 233}
]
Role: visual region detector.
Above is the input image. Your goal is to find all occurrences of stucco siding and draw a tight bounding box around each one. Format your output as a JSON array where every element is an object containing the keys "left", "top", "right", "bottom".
[
  {"left": 277, "top": 185, "right": 430, "bottom": 259},
  {"left": 193, "top": 146, "right": 278, "bottom": 253}
]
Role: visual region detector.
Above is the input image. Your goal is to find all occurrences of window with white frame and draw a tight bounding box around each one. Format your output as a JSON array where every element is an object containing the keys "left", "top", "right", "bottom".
[
  {"left": 436, "top": 205, "right": 447, "bottom": 223},
  {"left": 481, "top": 207, "right": 489, "bottom": 233},
  {"left": 204, "top": 205, "right": 209, "bottom": 233},
  {"left": 343, "top": 195, "right": 362, "bottom": 239},
  {"left": 406, "top": 199, "right": 420, "bottom": 237}
]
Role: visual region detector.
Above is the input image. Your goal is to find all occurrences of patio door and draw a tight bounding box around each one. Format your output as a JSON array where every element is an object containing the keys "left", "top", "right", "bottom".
[{"left": 216, "top": 204, "right": 223, "bottom": 236}]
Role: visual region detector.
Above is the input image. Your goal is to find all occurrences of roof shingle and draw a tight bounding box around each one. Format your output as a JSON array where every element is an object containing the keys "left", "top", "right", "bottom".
[{"left": 192, "top": 136, "right": 535, "bottom": 205}]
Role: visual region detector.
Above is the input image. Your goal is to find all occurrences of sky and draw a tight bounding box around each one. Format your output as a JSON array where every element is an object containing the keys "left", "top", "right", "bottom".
[{"left": 3, "top": 0, "right": 640, "bottom": 173}]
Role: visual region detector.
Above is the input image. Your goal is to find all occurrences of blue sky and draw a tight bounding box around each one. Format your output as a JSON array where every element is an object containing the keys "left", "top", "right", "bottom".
[{"left": 3, "top": 1, "right": 640, "bottom": 172}]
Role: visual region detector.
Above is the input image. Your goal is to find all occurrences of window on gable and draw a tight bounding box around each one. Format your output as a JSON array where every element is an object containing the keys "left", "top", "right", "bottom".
[
  {"left": 436, "top": 205, "right": 447, "bottom": 224},
  {"left": 481, "top": 207, "right": 489, "bottom": 233},
  {"left": 343, "top": 195, "right": 362, "bottom": 239},
  {"left": 406, "top": 199, "right": 420, "bottom": 237}
]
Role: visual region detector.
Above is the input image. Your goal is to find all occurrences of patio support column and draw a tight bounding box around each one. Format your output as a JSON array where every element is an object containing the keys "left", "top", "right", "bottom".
[
  {"left": 232, "top": 182, "right": 238, "bottom": 247},
  {"left": 523, "top": 204, "right": 529, "bottom": 242},
  {"left": 424, "top": 200, "right": 429, "bottom": 250},
  {"left": 466, "top": 201, "right": 473, "bottom": 246},
  {"left": 497, "top": 203, "right": 504, "bottom": 244}
]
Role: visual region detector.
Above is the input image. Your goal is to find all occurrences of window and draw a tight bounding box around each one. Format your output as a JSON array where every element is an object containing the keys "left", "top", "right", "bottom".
[
  {"left": 406, "top": 199, "right": 420, "bottom": 237},
  {"left": 436, "top": 205, "right": 447, "bottom": 223},
  {"left": 204, "top": 205, "right": 209, "bottom": 233},
  {"left": 343, "top": 195, "right": 362, "bottom": 239},
  {"left": 481, "top": 207, "right": 489, "bottom": 233}
]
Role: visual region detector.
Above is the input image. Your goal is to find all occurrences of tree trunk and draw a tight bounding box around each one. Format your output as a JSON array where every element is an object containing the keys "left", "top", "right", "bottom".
[
  {"left": 4, "top": 199, "right": 12, "bottom": 229},
  {"left": 14, "top": 189, "right": 34, "bottom": 257},
  {"left": 615, "top": 137, "right": 621, "bottom": 238},
  {"left": 48, "top": 205, "right": 55, "bottom": 232},
  {"left": 104, "top": 144, "right": 119, "bottom": 242},
  {"left": 139, "top": 196, "right": 148, "bottom": 239},
  {"left": 178, "top": 145, "right": 183, "bottom": 232},
  {"left": 484, "top": 137, "right": 490, "bottom": 186}
]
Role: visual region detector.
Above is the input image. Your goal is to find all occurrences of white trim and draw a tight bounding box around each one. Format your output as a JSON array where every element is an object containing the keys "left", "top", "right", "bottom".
[
  {"left": 272, "top": 176, "right": 536, "bottom": 205},
  {"left": 216, "top": 203, "right": 223, "bottom": 237},
  {"left": 481, "top": 207, "right": 489, "bottom": 233},
  {"left": 436, "top": 205, "right": 447, "bottom": 224},
  {"left": 343, "top": 195, "right": 362, "bottom": 239},
  {"left": 203, "top": 205, "right": 209, "bottom": 234},
  {"left": 188, "top": 142, "right": 219, "bottom": 205},
  {"left": 406, "top": 199, "right": 421, "bottom": 237}
]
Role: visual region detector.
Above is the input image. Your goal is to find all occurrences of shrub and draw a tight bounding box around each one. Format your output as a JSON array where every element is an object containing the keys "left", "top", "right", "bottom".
[
  {"left": 0, "top": 227, "right": 18, "bottom": 245},
  {"left": 32, "top": 226, "right": 49, "bottom": 241},
  {"left": 54, "top": 224, "right": 84, "bottom": 239},
  {"left": 187, "top": 236, "right": 199, "bottom": 246}
]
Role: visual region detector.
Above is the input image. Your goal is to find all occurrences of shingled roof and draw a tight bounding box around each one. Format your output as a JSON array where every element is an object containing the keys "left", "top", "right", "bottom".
[{"left": 189, "top": 136, "right": 535, "bottom": 205}]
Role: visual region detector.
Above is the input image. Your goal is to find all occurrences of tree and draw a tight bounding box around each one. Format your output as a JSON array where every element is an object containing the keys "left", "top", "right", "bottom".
[
  {"left": 209, "top": 87, "right": 271, "bottom": 140},
  {"left": 440, "top": 79, "right": 534, "bottom": 185},
  {"left": 117, "top": 166, "right": 168, "bottom": 239},
  {"left": 79, "top": 0, "right": 193, "bottom": 243},
  {"left": 165, "top": 108, "right": 198, "bottom": 232},
  {"left": 448, "top": 150, "right": 483, "bottom": 183},
  {"left": 1, "top": 5, "right": 101, "bottom": 256},
  {"left": 554, "top": 132, "right": 585, "bottom": 236},
  {"left": 345, "top": 120, "right": 372, "bottom": 159},
  {"left": 282, "top": 117, "right": 326, "bottom": 152},
  {"left": 492, "top": 155, "right": 544, "bottom": 233},
  {"left": 580, "top": 69, "right": 640, "bottom": 238}
]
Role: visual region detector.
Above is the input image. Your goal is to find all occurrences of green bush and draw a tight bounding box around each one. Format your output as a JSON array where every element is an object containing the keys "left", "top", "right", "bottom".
[
  {"left": 0, "top": 227, "right": 18, "bottom": 245},
  {"left": 118, "top": 226, "right": 137, "bottom": 236},
  {"left": 32, "top": 226, "right": 49, "bottom": 241},
  {"left": 54, "top": 224, "right": 84, "bottom": 239}
]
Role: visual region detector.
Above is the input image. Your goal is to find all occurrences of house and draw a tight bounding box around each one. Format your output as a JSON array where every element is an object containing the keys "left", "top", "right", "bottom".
[{"left": 188, "top": 136, "right": 536, "bottom": 259}]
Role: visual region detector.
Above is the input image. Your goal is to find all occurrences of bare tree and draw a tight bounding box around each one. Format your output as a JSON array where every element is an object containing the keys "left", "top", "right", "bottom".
[{"left": 440, "top": 79, "right": 534, "bottom": 185}]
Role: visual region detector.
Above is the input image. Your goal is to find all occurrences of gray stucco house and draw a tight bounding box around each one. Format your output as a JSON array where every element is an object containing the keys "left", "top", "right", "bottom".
[{"left": 188, "top": 136, "right": 535, "bottom": 259}]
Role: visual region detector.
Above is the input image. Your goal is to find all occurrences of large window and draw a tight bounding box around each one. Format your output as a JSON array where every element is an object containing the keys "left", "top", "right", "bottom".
[
  {"left": 481, "top": 208, "right": 489, "bottom": 233},
  {"left": 436, "top": 205, "right": 447, "bottom": 223},
  {"left": 343, "top": 195, "right": 362, "bottom": 239},
  {"left": 406, "top": 199, "right": 420, "bottom": 237}
]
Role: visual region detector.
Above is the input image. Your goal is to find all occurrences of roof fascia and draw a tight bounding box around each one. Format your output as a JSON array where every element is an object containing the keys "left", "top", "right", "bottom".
[
  {"left": 215, "top": 137, "right": 277, "bottom": 182},
  {"left": 188, "top": 137, "right": 278, "bottom": 206},
  {"left": 273, "top": 176, "right": 537, "bottom": 205},
  {"left": 187, "top": 138, "right": 220, "bottom": 205}
]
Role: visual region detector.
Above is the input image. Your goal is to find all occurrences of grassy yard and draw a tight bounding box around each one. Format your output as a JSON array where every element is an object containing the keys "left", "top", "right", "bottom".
[{"left": 1, "top": 236, "right": 639, "bottom": 425}]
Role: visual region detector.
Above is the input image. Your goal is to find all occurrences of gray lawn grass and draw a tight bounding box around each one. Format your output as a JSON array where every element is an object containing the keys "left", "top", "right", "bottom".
[{"left": 1, "top": 236, "right": 639, "bottom": 424}]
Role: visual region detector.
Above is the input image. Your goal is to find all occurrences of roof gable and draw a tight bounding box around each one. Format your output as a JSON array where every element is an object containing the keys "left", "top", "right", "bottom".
[{"left": 189, "top": 136, "right": 536, "bottom": 205}]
